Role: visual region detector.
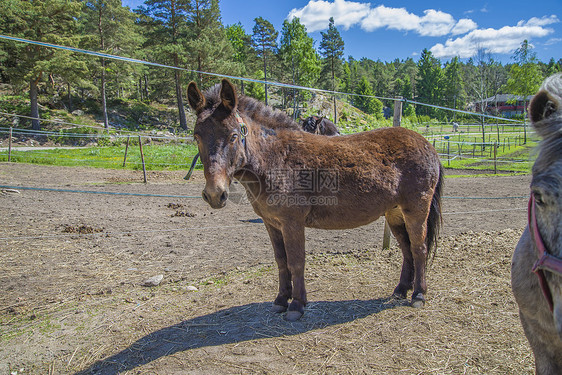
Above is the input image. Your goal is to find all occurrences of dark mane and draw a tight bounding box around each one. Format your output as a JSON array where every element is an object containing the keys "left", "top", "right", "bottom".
[
  {"left": 531, "top": 73, "right": 562, "bottom": 172},
  {"left": 203, "top": 84, "right": 302, "bottom": 131}
]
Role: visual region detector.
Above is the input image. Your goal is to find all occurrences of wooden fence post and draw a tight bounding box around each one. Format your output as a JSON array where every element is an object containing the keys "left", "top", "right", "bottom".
[
  {"left": 138, "top": 135, "right": 147, "bottom": 183},
  {"left": 123, "top": 135, "right": 130, "bottom": 167},
  {"left": 8, "top": 127, "right": 12, "bottom": 162},
  {"left": 382, "top": 219, "right": 391, "bottom": 250},
  {"left": 393, "top": 96, "right": 402, "bottom": 127},
  {"left": 382, "top": 97, "right": 403, "bottom": 250},
  {"left": 494, "top": 142, "right": 498, "bottom": 174}
]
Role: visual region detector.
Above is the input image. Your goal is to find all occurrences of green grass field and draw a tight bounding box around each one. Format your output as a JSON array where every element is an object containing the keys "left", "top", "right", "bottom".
[
  {"left": 0, "top": 124, "right": 536, "bottom": 175},
  {"left": 0, "top": 143, "right": 200, "bottom": 171}
]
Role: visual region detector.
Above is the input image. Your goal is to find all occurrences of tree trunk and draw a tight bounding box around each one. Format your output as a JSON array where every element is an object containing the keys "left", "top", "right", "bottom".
[
  {"left": 101, "top": 58, "right": 109, "bottom": 129},
  {"left": 30, "top": 77, "right": 40, "bottom": 130},
  {"left": 67, "top": 83, "right": 73, "bottom": 113},
  {"left": 263, "top": 52, "right": 268, "bottom": 106},
  {"left": 331, "top": 57, "right": 337, "bottom": 124},
  {"left": 175, "top": 71, "right": 188, "bottom": 130},
  {"left": 143, "top": 74, "right": 149, "bottom": 101}
]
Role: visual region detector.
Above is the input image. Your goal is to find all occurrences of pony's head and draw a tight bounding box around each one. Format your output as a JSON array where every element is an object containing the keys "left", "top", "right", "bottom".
[
  {"left": 187, "top": 79, "right": 248, "bottom": 209},
  {"left": 529, "top": 73, "right": 562, "bottom": 257},
  {"left": 529, "top": 73, "right": 562, "bottom": 333},
  {"left": 301, "top": 116, "right": 322, "bottom": 134}
]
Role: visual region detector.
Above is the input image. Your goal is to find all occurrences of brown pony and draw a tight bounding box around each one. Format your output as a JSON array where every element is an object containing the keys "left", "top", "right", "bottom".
[
  {"left": 301, "top": 115, "right": 340, "bottom": 135},
  {"left": 187, "top": 79, "right": 443, "bottom": 321},
  {"left": 512, "top": 73, "right": 562, "bottom": 374}
]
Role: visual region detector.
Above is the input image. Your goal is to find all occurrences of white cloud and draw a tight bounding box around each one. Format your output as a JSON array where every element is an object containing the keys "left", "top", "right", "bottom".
[
  {"left": 518, "top": 15, "right": 559, "bottom": 27},
  {"left": 430, "top": 23, "right": 555, "bottom": 58},
  {"left": 288, "top": 1, "right": 559, "bottom": 59},
  {"left": 545, "top": 37, "right": 562, "bottom": 46},
  {"left": 361, "top": 5, "right": 420, "bottom": 33},
  {"left": 451, "top": 18, "right": 478, "bottom": 35},
  {"left": 287, "top": 0, "right": 369, "bottom": 32},
  {"left": 417, "top": 9, "right": 456, "bottom": 36},
  {"left": 288, "top": 0, "right": 477, "bottom": 36}
]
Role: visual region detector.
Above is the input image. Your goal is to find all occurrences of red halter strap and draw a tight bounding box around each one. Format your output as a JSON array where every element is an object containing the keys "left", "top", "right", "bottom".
[{"left": 529, "top": 194, "right": 562, "bottom": 312}]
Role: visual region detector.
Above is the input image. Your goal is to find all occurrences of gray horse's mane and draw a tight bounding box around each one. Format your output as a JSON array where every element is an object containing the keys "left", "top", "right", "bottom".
[{"left": 532, "top": 74, "right": 562, "bottom": 171}]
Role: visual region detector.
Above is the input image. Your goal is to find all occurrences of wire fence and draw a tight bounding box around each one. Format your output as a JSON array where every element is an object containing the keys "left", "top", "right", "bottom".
[{"left": 0, "top": 34, "right": 534, "bottom": 243}]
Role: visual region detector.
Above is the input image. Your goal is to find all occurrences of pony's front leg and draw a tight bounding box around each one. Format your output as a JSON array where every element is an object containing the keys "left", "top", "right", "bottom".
[
  {"left": 281, "top": 220, "right": 307, "bottom": 321},
  {"left": 264, "top": 223, "right": 292, "bottom": 313}
]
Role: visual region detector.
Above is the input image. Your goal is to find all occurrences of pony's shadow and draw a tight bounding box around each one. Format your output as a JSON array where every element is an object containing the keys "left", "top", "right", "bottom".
[{"left": 77, "top": 297, "right": 406, "bottom": 374}]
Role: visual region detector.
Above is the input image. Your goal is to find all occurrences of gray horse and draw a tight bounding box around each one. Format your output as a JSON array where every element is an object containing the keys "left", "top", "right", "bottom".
[{"left": 512, "top": 73, "right": 562, "bottom": 374}]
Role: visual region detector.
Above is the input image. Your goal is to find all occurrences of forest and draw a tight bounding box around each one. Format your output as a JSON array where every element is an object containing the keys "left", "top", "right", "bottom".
[{"left": 0, "top": 0, "right": 561, "bottom": 131}]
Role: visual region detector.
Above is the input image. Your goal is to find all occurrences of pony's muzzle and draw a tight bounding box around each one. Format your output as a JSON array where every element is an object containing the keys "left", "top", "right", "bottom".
[{"left": 202, "top": 186, "right": 229, "bottom": 209}]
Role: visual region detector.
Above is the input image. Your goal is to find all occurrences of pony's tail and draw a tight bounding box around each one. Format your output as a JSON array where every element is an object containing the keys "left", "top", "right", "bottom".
[{"left": 426, "top": 163, "right": 444, "bottom": 263}]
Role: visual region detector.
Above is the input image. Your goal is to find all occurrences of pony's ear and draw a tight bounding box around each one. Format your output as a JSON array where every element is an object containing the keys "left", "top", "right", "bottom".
[
  {"left": 220, "top": 79, "right": 237, "bottom": 112},
  {"left": 187, "top": 81, "right": 205, "bottom": 113},
  {"left": 529, "top": 90, "right": 558, "bottom": 124}
]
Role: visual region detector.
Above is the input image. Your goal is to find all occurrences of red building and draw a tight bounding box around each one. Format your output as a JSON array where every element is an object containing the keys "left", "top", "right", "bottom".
[{"left": 471, "top": 94, "right": 534, "bottom": 118}]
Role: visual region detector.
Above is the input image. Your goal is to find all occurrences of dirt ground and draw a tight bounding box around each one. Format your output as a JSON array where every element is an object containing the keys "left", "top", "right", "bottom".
[{"left": 0, "top": 163, "right": 535, "bottom": 374}]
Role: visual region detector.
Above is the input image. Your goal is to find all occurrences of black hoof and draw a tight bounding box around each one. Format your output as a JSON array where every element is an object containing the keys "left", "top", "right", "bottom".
[
  {"left": 285, "top": 300, "right": 305, "bottom": 321},
  {"left": 411, "top": 293, "right": 425, "bottom": 308},
  {"left": 271, "top": 303, "right": 287, "bottom": 313},
  {"left": 285, "top": 310, "right": 303, "bottom": 321},
  {"left": 392, "top": 285, "right": 408, "bottom": 299}
]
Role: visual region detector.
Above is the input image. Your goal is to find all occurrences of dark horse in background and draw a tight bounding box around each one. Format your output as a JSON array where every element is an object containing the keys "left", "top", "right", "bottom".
[
  {"left": 187, "top": 79, "right": 443, "bottom": 321},
  {"left": 512, "top": 73, "right": 562, "bottom": 374},
  {"left": 301, "top": 115, "right": 339, "bottom": 135}
]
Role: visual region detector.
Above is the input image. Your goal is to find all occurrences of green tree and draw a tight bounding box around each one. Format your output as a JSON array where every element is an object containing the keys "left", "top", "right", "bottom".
[
  {"left": 319, "top": 17, "right": 344, "bottom": 123},
  {"left": 226, "top": 22, "right": 251, "bottom": 93},
  {"left": 396, "top": 75, "right": 414, "bottom": 116},
  {"left": 137, "top": 0, "right": 191, "bottom": 130},
  {"left": 252, "top": 17, "right": 278, "bottom": 105},
  {"left": 0, "top": 0, "right": 82, "bottom": 130},
  {"left": 279, "top": 17, "right": 319, "bottom": 115},
  {"left": 355, "top": 76, "right": 382, "bottom": 117},
  {"left": 83, "top": 0, "right": 140, "bottom": 128},
  {"left": 342, "top": 57, "right": 360, "bottom": 101},
  {"left": 416, "top": 49, "right": 443, "bottom": 117},
  {"left": 245, "top": 70, "right": 266, "bottom": 101},
  {"left": 545, "top": 57, "right": 561, "bottom": 76},
  {"left": 185, "top": 0, "right": 238, "bottom": 87},
  {"left": 443, "top": 56, "right": 466, "bottom": 116},
  {"left": 506, "top": 40, "right": 543, "bottom": 143}
]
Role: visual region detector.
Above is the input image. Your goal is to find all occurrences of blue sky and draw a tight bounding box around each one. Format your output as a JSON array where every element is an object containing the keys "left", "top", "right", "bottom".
[{"left": 122, "top": 0, "right": 562, "bottom": 64}]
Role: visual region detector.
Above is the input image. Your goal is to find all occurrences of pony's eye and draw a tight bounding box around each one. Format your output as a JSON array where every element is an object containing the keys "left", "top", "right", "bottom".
[
  {"left": 533, "top": 190, "right": 545, "bottom": 206},
  {"left": 230, "top": 133, "right": 238, "bottom": 143}
]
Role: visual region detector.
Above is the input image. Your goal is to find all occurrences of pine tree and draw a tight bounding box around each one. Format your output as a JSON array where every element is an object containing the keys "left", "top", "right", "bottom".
[
  {"left": 279, "top": 17, "right": 319, "bottom": 115},
  {"left": 137, "top": 0, "right": 191, "bottom": 130},
  {"left": 0, "top": 0, "right": 82, "bottom": 130},
  {"left": 226, "top": 22, "right": 251, "bottom": 93},
  {"left": 443, "top": 57, "right": 466, "bottom": 113},
  {"left": 416, "top": 49, "right": 443, "bottom": 117},
  {"left": 506, "top": 40, "right": 544, "bottom": 143},
  {"left": 83, "top": 0, "right": 140, "bottom": 128},
  {"left": 185, "top": 0, "right": 238, "bottom": 87},
  {"left": 319, "top": 17, "right": 344, "bottom": 123},
  {"left": 355, "top": 76, "right": 382, "bottom": 117},
  {"left": 252, "top": 17, "right": 278, "bottom": 105}
]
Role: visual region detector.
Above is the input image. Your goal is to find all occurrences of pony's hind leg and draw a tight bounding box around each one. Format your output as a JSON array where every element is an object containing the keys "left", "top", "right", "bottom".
[
  {"left": 385, "top": 209, "right": 414, "bottom": 299},
  {"left": 264, "top": 223, "right": 292, "bottom": 313},
  {"left": 403, "top": 212, "right": 430, "bottom": 308}
]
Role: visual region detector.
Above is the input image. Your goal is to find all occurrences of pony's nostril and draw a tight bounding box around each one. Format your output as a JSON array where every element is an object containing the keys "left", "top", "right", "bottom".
[
  {"left": 220, "top": 191, "right": 228, "bottom": 203},
  {"left": 202, "top": 190, "right": 210, "bottom": 203}
]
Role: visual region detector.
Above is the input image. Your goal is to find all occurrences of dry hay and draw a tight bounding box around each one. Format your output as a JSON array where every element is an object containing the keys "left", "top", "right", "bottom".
[{"left": 1, "top": 229, "right": 534, "bottom": 374}]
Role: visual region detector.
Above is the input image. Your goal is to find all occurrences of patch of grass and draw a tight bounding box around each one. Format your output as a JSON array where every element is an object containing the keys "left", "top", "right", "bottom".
[{"left": 0, "top": 143, "right": 200, "bottom": 171}]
